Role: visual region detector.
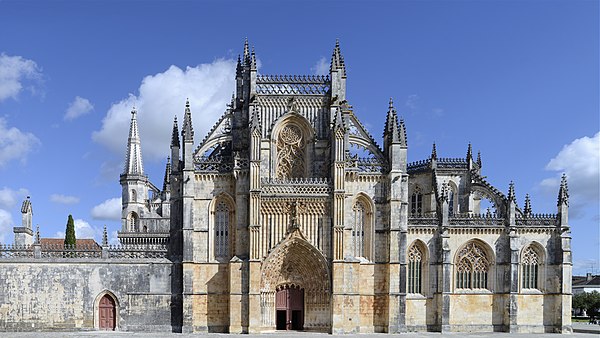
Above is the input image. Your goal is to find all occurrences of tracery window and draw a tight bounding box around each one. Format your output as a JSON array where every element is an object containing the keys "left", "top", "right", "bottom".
[
  {"left": 276, "top": 124, "right": 305, "bottom": 179},
  {"left": 351, "top": 199, "right": 373, "bottom": 260},
  {"left": 456, "top": 241, "right": 490, "bottom": 290},
  {"left": 522, "top": 246, "right": 540, "bottom": 289},
  {"left": 411, "top": 187, "right": 423, "bottom": 216},
  {"left": 408, "top": 244, "right": 423, "bottom": 294},
  {"left": 215, "top": 201, "right": 230, "bottom": 258},
  {"left": 127, "top": 212, "right": 138, "bottom": 232}
]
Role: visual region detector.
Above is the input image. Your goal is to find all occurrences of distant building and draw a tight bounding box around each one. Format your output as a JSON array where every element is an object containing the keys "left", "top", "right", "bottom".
[
  {"left": 573, "top": 273, "right": 600, "bottom": 295},
  {"left": 0, "top": 40, "right": 572, "bottom": 334}
]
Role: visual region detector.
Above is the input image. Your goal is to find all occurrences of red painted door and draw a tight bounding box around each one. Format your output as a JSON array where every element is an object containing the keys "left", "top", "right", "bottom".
[
  {"left": 99, "top": 295, "right": 116, "bottom": 330},
  {"left": 275, "top": 286, "right": 304, "bottom": 330}
]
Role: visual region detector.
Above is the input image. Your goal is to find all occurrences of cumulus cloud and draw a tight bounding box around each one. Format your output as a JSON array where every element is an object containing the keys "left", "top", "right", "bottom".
[
  {"left": 0, "top": 53, "right": 42, "bottom": 102},
  {"left": 0, "top": 187, "right": 29, "bottom": 209},
  {"left": 49, "top": 194, "right": 80, "bottom": 205},
  {"left": 0, "top": 118, "right": 40, "bottom": 167},
  {"left": 54, "top": 218, "right": 103, "bottom": 241},
  {"left": 91, "top": 197, "right": 122, "bottom": 220},
  {"left": 0, "top": 209, "right": 12, "bottom": 244},
  {"left": 64, "top": 96, "right": 93, "bottom": 121},
  {"left": 311, "top": 57, "right": 329, "bottom": 76},
  {"left": 540, "top": 132, "right": 600, "bottom": 216},
  {"left": 92, "top": 59, "right": 236, "bottom": 162}
]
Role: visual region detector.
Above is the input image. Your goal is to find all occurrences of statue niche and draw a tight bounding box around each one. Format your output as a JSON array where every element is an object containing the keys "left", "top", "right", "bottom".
[{"left": 276, "top": 124, "right": 306, "bottom": 179}]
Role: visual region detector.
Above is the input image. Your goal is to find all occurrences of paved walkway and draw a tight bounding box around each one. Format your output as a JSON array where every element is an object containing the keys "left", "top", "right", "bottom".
[{"left": 0, "top": 326, "right": 599, "bottom": 338}]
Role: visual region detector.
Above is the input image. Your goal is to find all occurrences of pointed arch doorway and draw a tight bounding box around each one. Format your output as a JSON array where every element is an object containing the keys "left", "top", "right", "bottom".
[
  {"left": 98, "top": 294, "right": 116, "bottom": 330},
  {"left": 261, "top": 229, "right": 331, "bottom": 332},
  {"left": 276, "top": 284, "right": 304, "bottom": 330}
]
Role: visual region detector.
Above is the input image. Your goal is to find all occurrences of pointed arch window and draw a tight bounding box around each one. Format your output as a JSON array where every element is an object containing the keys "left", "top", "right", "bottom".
[
  {"left": 448, "top": 189, "right": 455, "bottom": 216},
  {"left": 352, "top": 198, "right": 372, "bottom": 261},
  {"left": 276, "top": 124, "right": 306, "bottom": 179},
  {"left": 411, "top": 187, "right": 423, "bottom": 216},
  {"left": 127, "top": 212, "right": 139, "bottom": 232},
  {"left": 522, "top": 246, "right": 540, "bottom": 289},
  {"left": 456, "top": 241, "right": 490, "bottom": 290},
  {"left": 215, "top": 200, "right": 231, "bottom": 258},
  {"left": 408, "top": 244, "right": 424, "bottom": 294}
]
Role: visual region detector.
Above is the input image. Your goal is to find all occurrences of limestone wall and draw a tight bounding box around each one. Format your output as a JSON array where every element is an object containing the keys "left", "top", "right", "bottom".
[{"left": 0, "top": 259, "right": 173, "bottom": 332}]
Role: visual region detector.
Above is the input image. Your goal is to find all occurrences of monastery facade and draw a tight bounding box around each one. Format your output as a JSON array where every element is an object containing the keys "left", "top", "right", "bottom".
[{"left": 0, "top": 41, "right": 572, "bottom": 334}]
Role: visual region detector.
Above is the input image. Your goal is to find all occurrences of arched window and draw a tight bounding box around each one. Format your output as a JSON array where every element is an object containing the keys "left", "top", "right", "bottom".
[
  {"left": 127, "top": 212, "right": 139, "bottom": 232},
  {"left": 522, "top": 246, "right": 541, "bottom": 289},
  {"left": 214, "top": 200, "right": 232, "bottom": 258},
  {"left": 456, "top": 241, "right": 490, "bottom": 290},
  {"left": 411, "top": 186, "right": 423, "bottom": 216},
  {"left": 352, "top": 198, "right": 373, "bottom": 260},
  {"left": 131, "top": 189, "right": 137, "bottom": 203},
  {"left": 276, "top": 124, "right": 306, "bottom": 179},
  {"left": 408, "top": 243, "right": 424, "bottom": 294},
  {"left": 448, "top": 189, "right": 455, "bottom": 216}
]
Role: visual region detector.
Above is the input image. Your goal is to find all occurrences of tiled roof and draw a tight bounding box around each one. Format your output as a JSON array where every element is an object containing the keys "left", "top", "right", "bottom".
[
  {"left": 40, "top": 238, "right": 101, "bottom": 250},
  {"left": 573, "top": 275, "right": 600, "bottom": 287}
]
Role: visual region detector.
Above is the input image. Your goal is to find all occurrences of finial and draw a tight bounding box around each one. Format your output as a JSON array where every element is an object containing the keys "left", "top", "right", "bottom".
[
  {"left": 508, "top": 181, "right": 516, "bottom": 201},
  {"left": 171, "top": 116, "right": 180, "bottom": 148},
  {"left": 431, "top": 143, "right": 437, "bottom": 160},
  {"left": 476, "top": 151, "right": 482, "bottom": 168},
  {"left": 389, "top": 97, "right": 394, "bottom": 110},
  {"left": 558, "top": 173, "right": 569, "bottom": 206},
  {"left": 35, "top": 225, "right": 40, "bottom": 244},
  {"left": 250, "top": 47, "right": 257, "bottom": 70},
  {"left": 185, "top": 98, "right": 190, "bottom": 108},
  {"left": 524, "top": 194, "right": 532, "bottom": 216},
  {"left": 466, "top": 143, "right": 473, "bottom": 161},
  {"left": 243, "top": 38, "right": 250, "bottom": 63},
  {"left": 102, "top": 225, "right": 108, "bottom": 246}
]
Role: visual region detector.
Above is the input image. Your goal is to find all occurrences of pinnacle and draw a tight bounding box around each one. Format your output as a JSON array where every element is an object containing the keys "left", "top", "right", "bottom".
[
  {"left": 524, "top": 193, "right": 532, "bottom": 216},
  {"left": 508, "top": 181, "right": 516, "bottom": 201},
  {"left": 431, "top": 143, "right": 437, "bottom": 160}
]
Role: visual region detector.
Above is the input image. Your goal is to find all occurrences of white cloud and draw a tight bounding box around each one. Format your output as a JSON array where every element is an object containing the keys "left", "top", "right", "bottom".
[
  {"left": 0, "top": 118, "right": 40, "bottom": 167},
  {"left": 49, "top": 194, "right": 80, "bottom": 205},
  {"left": 54, "top": 218, "right": 102, "bottom": 241},
  {"left": 0, "top": 187, "right": 28, "bottom": 209},
  {"left": 64, "top": 96, "right": 93, "bottom": 121},
  {"left": 91, "top": 197, "right": 122, "bottom": 220},
  {"left": 0, "top": 209, "right": 12, "bottom": 244},
  {"left": 540, "top": 132, "right": 600, "bottom": 215},
  {"left": 92, "top": 59, "right": 236, "bottom": 162},
  {"left": 311, "top": 57, "right": 329, "bottom": 76},
  {"left": 0, "top": 53, "right": 42, "bottom": 102}
]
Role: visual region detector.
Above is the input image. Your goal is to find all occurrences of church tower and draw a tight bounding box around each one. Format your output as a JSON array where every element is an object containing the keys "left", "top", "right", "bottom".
[{"left": 119, "top": 108, "right": 149, "bottom": 234}]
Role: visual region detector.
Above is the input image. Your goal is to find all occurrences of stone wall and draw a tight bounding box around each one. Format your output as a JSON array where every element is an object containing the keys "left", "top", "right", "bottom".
[{"left": 0, "top": 258, "right": 174, "bottom": 332}]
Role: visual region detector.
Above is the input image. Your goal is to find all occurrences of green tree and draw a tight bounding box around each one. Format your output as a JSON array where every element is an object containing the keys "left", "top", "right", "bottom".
[
  {"left": 573, "top": 291, "right": 600, "bottom": 317},
  {"left": 64, "top": 214, "right": 76, "bottom": 247}
]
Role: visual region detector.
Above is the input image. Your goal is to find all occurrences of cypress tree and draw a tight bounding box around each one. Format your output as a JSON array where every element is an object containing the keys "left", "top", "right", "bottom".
[{"left": 64, "top": 214, "right": 76, "bottom": 247}]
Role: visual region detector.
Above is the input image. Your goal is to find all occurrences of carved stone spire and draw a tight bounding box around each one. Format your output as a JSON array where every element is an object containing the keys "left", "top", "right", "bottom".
[
  {"left": 558, "top": 173, "right": 569, "bottom": 206},
  {"left": 477, "top": 151, "right": 482, "bottom": 168},
  {"left": 508, "top": 181, "right": 516, "bottom": 202},
  {"left": 384, "top": 97, "right": 400, "bottom": 144},
  {"left": 182, "top": 99, "right": 194, "bottom": 142},
  {"left": 102, "top": 225, "right": 108, "bottom": 246},
  {"left": 236, "top": 55, "right": 242, "bottom": 77},
  {"left": 523, "top": 193, "right": 532, "bottom": 217},
  {"left": 124, "top": 107, "right": 144, "bottom": 175},
  {"left": 163, "top": 157, "right": 171, "bottom": 192},
  {"left": 398, "top": 117, "right": 407, "bottom": 148},
  {"left": 330, "top": 39, "right": 346, "bottom": 77},
  {"left": 466, "top": 143, "right": 473, "bottom": 162},
  {"left": 250, "top": 47, "right": 257, "bottom": 70},
  {"left": 431, "top": 143, "right": 437, "bottom": 160},
  {"left": 171, "top": 116, "right": 180, "bottom": 148},
  {"left": 243, "top": 38, "right": 250, "bottom": 64}
]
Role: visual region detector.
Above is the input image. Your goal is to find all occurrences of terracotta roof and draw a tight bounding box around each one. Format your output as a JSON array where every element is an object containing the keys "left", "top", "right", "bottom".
[{"left": 40, "top": 238, "right": 101, "bottom": 250}]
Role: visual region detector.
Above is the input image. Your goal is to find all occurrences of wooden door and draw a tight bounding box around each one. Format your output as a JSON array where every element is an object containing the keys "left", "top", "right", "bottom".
[
  {"left": 275, "top": 285, "right": 304, "bottom": 330},
  {"left": 99, "top": 295, "right": 116, "bottom": 330}
]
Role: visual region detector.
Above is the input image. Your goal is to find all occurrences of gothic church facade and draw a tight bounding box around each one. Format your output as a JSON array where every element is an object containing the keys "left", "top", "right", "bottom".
[{"left": 1, "top": 41, "right": 572, "bottom": 334}]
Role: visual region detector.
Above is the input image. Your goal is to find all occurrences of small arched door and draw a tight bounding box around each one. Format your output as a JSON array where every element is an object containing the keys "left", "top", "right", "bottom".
[
  {"left": 98, "top": 294, "right": 116, "bottom": 330},
  {"left": 276, "top": 285, "right": 304, "bottom": 330}
]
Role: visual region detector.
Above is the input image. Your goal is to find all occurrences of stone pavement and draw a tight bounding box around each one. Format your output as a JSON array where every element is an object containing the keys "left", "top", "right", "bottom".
[{"left": 0, "top": 327, "right": 599, "bottom": 338}]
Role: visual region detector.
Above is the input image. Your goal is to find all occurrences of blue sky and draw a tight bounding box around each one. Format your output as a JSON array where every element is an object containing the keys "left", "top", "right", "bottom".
[{"left": 0, "top": 0, "right": 598, "bottom": 275}]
